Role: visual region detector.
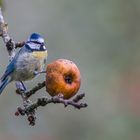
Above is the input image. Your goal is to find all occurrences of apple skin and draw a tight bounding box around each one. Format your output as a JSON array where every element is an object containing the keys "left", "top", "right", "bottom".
[{"left": 45, "top": 59, "right": 81, "bottom": 99}]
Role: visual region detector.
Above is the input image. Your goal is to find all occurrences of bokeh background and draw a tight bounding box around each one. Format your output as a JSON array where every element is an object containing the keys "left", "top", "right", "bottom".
[{"left": 0, "top": 0, "right": 140, "bottom": 140}]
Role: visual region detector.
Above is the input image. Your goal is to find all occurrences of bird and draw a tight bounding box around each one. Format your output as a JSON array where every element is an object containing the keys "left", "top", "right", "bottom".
[{"left": 0, "top": 33, "right": 48, "bottom": 94}]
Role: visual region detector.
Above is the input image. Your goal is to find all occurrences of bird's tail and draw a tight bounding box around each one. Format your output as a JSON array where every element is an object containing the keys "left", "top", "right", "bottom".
[{"left": 0, "top": 77, "right": 11, "bottom": 94}]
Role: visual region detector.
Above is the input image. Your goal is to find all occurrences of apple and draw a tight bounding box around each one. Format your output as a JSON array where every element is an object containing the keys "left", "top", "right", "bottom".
[{"left": 45, "top": 59, "right": 81, "bottom": 99}]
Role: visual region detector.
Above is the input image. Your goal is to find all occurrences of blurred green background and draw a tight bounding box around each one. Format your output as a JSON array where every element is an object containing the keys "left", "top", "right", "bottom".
[{"left": 0, "top": 0, "right": 140, "bottom": 140}]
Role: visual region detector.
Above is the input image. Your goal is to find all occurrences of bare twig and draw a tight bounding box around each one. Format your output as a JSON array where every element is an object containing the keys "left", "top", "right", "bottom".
[
  {"left": 15, "top": 41, "right": 25, "bottom": 48},
  {"left": 73, "top": 93, "right": 86, "bottom": 103},
  {"left": 26, "top": 81, "right": 46, "bottom": 98},
  {"left": 15, "top": 93, "right": 87, "bottom": 125},
  {"left": 28, "top": 93, "right": 87, "bottom": 111},
  {"left": 16, "top": 81, "right": 46, "bottom": 98},
  {"left": 0, "top": 9, "right": 15, "bottom": 60}
]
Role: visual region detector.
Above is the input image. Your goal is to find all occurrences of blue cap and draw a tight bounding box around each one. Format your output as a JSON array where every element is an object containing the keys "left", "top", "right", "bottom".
[{"left": 29, "top": 33, "right": 44, "bottom": 44}]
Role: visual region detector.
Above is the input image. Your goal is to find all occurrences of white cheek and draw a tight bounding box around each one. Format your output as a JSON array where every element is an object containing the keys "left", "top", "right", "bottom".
[
  {"left": 30, "top": 44, "right": 40, "bottom": 50},
  {"left": 28, "top": 42, "right": 40, "bottom": 50}
]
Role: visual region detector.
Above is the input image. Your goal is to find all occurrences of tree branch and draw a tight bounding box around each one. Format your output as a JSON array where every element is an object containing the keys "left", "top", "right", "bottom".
[
  {"left": 0, "top": 8, "right": 16, "bottom": 60},
  {"left": 27, "top": 81, "right": 45, "bottom": 98},
  {"left": 0, "top": 8, "right": 88, "bottom": 126},
  {"left": 15, "top": 93, "right": 87, "bottom": 125}
]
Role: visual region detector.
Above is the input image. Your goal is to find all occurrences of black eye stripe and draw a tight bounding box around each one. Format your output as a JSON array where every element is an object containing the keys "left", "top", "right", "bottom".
[{"left": 31, "top": 41, "right": 42, "bottom": 45}]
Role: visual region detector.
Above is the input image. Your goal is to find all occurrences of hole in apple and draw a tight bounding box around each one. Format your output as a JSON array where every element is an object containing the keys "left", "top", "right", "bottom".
[{"left": 64, "top": 75, "right": 73, "bottom": 84}]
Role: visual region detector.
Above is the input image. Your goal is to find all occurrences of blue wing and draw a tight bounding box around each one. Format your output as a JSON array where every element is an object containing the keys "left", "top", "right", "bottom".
[
  {"left": 0, "top": 45, "right": 32, "bottom": 94},
  {"left": 0, "top": 76, "right": 11, "bottom": 94},
  {"left": 0, "top": 58, "right": 16, "bottom": 94},
  {"left": 1, "top": 46, "right": 25, "bottom": 82},
  {"left": 1, "top": 58, "right": 15, "bottom": 82}
]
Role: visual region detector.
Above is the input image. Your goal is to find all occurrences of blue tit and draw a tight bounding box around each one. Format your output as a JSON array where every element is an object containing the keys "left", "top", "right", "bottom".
[{"left": 0, "top": 33, "right": 48, "bottom": 94}]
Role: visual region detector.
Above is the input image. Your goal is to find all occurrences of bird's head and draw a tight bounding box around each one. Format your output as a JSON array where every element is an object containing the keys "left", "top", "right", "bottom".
[
  {"left": 25, "top": 33, "right": 48, "bottom": 59},
  {"left": 25, "top": 33, "right": 47, "bottom": 51}
]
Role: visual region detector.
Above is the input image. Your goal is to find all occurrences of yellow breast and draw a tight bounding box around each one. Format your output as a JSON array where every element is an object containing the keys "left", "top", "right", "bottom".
[{"left": 32, "top": 50, "right": 48, "bottom": 59}]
